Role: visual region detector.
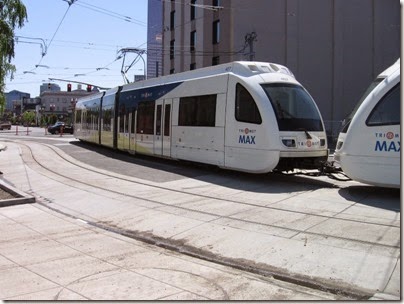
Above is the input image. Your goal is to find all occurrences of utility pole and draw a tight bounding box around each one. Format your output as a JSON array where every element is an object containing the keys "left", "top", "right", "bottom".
[{"left": 244, "top": 32, "right": 257, "bottom": 61}]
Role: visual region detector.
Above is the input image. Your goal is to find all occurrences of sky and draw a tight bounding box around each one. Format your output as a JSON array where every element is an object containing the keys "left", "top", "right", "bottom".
[{"left": 5, "top": 0, "right": 148, "bottom": 97}]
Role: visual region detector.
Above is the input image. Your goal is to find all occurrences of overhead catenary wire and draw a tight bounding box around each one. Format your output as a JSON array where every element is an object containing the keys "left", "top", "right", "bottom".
[
  {"left": 26, "top": 2, "right": 74, "bottom": 73},
  {"left": 11, "top": 0, "right": 248, "bottom": 90},
  {"left": 43, "top": 4, "right": 73, "bottom": 59},
  {"left": 157, "top": 0, "right": 223, "bottom": 11},
  {"left": 17, "top": 0, "right": 147, "bottom": 76},
  {"left": 74, "top": 0, "right": 146, "bottom": 26}
]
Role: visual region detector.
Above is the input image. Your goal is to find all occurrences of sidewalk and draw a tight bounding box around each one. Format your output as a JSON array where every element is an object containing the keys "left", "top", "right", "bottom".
[{"left": 0, "top": 140, "right": 400, "bottom": 300}]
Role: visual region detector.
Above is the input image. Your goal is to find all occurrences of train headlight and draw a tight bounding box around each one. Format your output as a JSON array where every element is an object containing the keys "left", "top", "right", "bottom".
[
  {"left": 282, "top": 139, "right": 296, "bottom": 148},
  {"left": 336, "top": 141, "right": 343, "bottom": 150}
]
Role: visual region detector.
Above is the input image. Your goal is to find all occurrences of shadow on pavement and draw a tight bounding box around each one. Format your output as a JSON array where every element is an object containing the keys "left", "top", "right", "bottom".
[
  {"left": 338, "top": 186, "right": 400, "bottom": 212},
  {"left": 69, "top": 141, "right": 339, "bottom": 194}
]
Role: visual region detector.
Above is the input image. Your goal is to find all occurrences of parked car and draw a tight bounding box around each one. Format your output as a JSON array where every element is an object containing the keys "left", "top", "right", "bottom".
[
  {"left": 0, "top": 121, "right": 11, "bottom": 130},
  {"left": 47, "top": 122, "right": 74, "bottom": 134}
]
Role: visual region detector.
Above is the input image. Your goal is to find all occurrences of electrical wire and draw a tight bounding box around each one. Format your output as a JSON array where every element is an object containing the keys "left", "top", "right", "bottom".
[
  {"left": 156, "top": 0, "right": 223, "bottom": 11},
  {"left": 16, "top": 35, "right": 124, "bottom": 53},
  {"left": 11, "top": 0, "right": 244, "bottom": 88},
  {"left": 45, "top": 5, "right": 72, "bottom": 58},
  {"left": 25, "top": 4, "right": 73, "bottom": 73},
  {"left": 74, "top": 1, "right": 146, "bottom": 26}
]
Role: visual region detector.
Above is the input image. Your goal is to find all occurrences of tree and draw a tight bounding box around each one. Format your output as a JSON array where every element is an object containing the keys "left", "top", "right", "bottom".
[
  {"left": 0, "top": 0, "right": 28, "bottom": 114},
  {"left": 22, "top": 110, "right": 35, "bottom": 126}
]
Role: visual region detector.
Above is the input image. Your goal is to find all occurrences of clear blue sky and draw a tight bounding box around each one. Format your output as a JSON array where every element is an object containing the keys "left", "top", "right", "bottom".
[{"left": 6, "top": 0, "right": 148, "bottom": 97}]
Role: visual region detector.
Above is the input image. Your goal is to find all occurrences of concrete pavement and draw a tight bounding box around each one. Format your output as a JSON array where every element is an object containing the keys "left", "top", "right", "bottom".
[
  {"left": 2, "top": 203, "right": 343, "bottom": 300},
  {"left": 0, "top": 137, "right": 400, "bottom": 300}
]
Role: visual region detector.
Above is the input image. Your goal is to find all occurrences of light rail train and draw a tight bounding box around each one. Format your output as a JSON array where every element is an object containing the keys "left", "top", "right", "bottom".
[
  {"left": 334, "top": 59, "right": 400, "bottom": 188},
  {"left": 74, "top": 61, "right": 328, "bottom": 173}
]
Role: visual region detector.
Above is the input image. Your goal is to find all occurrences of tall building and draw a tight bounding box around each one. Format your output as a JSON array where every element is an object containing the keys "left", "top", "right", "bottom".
[
  {"left": 147, "top": 0, "right": 163, "bottom": 78},
  {"left": 162, "top": 0, "right": 400, "bottom": 139},
  {"left": 5, "top": 90, "right": 30, "bottom": 111}
]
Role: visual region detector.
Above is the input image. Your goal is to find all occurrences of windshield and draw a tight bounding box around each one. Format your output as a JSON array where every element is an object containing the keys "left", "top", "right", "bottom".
[
  {"left": 261, "top": 83, "right": 323, "bottom": 131},
  {"left": 340, "top": 77, "right": 384, "bottom": 132}
]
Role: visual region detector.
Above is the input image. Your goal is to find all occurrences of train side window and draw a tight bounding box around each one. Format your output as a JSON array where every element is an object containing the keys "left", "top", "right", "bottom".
[
  {"left": 137, "top": 101, "right": 155, "bottom": 134},
  {"left": 366, "top": 83, "right": 400, "bottom": 126},
  {"left": 75, "top": 109, "right": 82, "bottom": 124},
  {"left": 119, "top": 105, "right": 125, "bottom": 133},
  {"left": 131, "top": 109, "right": 136, "bottom": 134},
  {"left": 235, "top": 83, "right": 262, "bottom": 124},
  {"left": 156, "top": 105, "right": 162, "bottom": 135},
  {"left": 164, "top": 104, "right": 171, "bottom": 136},
  {"left": 179, "top": 95, "right": 216, "bottom": 127}
]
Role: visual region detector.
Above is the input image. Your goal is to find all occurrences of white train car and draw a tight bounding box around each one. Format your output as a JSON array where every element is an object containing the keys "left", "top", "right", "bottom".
[
  {"left": 334, "top": 59, "right": 400, "bottom": 188},
  {"left": 75, "top": 61, "right": 328, "bottom": 173}
]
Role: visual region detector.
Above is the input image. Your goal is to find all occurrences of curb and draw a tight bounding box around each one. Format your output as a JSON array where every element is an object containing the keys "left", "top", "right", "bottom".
[{"left": 0, "top": 179, "right": 35, "bottom": 208}]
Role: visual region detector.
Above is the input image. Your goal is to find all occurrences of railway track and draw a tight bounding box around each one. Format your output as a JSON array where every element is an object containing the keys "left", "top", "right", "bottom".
[
  {"left": 5, "top": 139, "right": 400, "bottom": 299},
  {"left": 15, "top": 140, "right": 400, "bottom": 247}
]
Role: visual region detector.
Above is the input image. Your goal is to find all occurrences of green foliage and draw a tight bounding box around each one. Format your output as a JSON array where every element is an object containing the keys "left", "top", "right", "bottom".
[
  {"left": 0, "top": 0, "right": 28, "bottom": 60},
  {"left": 0, "top": 0, "right": 28, "bottom": 114},
  {"left": 0, "top": 93, "right": 5, "bottom": 114},
  {"left": 22, "top": 111, "right": 35, "bottom": 124}
]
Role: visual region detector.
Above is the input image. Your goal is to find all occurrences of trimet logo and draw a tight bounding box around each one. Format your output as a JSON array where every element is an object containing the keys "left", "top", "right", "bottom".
[
  {"left": 297, "top": 140, "right": 319, "bottom": 147},
  {"left": 375, "top": 131, "right": 400, "bottom": 152},
  {"left": 238, "top": 128, "right": 256, "bottom": 145}
]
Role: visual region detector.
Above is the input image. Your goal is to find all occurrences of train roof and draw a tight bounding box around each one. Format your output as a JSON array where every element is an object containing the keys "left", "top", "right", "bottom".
[
  {"left": 120, "top": 61, "right": 295, "bottom": 93},
  {"left": 76, "top": 91, "right": 104, "bottom": 103}
]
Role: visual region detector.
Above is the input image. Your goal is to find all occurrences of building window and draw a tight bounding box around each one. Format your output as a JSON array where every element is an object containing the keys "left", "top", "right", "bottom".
[
  {"left": 190, "top": 63, "right": 196, "bottom": 70},
  {"left": 170, "top": 39, "right": 175, "bottom": 59},
  {"left": 191, "top": 0, "right": 196, "bottom": 20},
  {"left": 170, "top": 10, "right": 175, "bottom": 30},
  {"left": 213, "top": 0, "right": 220, "bottom": 7},
  {"left": 212, "top": 56, "right": 220, "bottom": 66},
  {"left": 190, "top": 30, "right": 196, "bottom": 52},
  {"left": 213, "top": 20, "right": 220, "bottom": 44}
]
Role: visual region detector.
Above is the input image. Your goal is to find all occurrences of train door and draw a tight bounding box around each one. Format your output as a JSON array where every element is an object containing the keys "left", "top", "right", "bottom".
[
  {"left": 118, "top": 111, "right": 130, "bottom": 150},
  {"left": 128, "top": 110, "right": 136, "bottom": 153},
  {"left": 154, "top": 99, "right": 172, "bottom": 157}
]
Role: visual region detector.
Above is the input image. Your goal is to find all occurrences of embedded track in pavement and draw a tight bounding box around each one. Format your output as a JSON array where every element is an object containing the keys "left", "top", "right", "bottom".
[{"left": 6, "top": 139, "right": 399, "bottom": 299}]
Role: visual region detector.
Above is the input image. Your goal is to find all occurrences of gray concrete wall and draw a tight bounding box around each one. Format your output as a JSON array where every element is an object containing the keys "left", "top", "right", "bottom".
[
  {"left": 161, "top": 0, "right": 400, "bottom": 138},
  {"left": 229, "top": 0, "right": 400, "bottom": 136}
]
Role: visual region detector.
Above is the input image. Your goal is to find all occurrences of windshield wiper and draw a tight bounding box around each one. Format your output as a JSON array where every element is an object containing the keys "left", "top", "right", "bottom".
[{"left": 295, "top": 128, "right": 312, "bottom": 139}]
